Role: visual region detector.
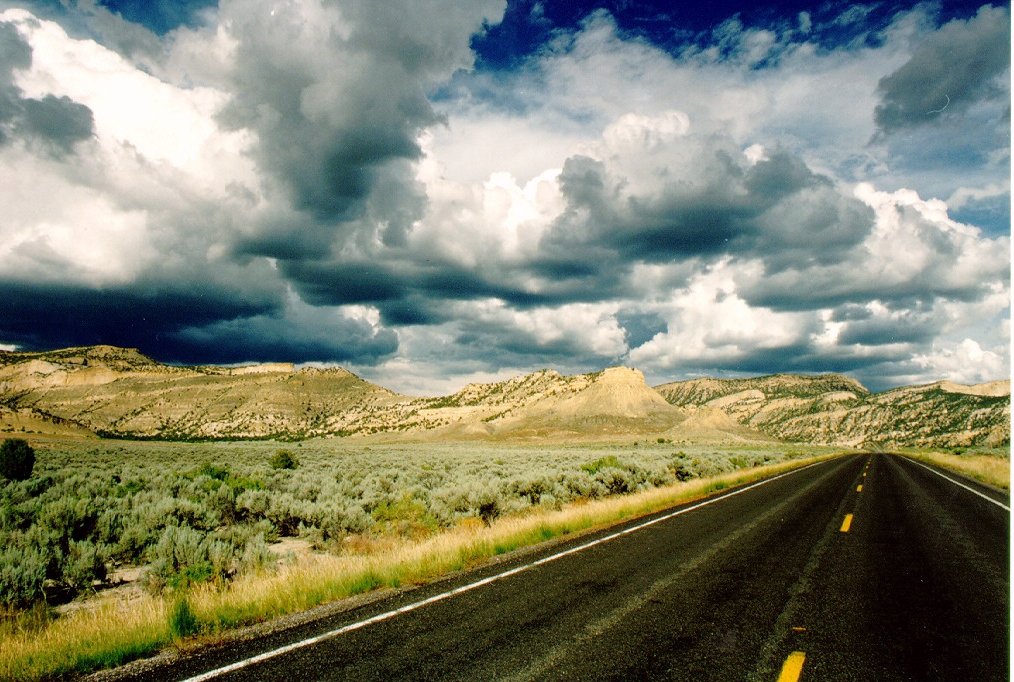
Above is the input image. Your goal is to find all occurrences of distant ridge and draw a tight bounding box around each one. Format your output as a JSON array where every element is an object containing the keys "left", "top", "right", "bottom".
[
  {"left": 0, "top": 346, "right": 1008, "bottom": 447},
  {"left": 655, "top": 375, "right": 1009, "bottom": 448}
]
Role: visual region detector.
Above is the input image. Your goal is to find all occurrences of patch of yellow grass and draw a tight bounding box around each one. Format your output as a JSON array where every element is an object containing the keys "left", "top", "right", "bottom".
[
  {"left": 0, "top": 592, "right": 169, "bottom": 681},
  {"left": 904, "top": 450, "right": 1010, "bottom": 491},
  {"left": 0, "top": 452, "right": 842, "bottom": 681}
]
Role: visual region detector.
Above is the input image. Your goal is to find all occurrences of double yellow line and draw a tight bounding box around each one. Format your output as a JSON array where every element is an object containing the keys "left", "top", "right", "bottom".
[
  {"left": 841, "top": 457, "right": 870, "bottom": 534},
  {"left": 776, "top": 457, "right": 871, "bottom": 680}
]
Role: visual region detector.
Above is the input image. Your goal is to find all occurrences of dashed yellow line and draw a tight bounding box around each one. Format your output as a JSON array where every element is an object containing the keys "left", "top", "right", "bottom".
[
  {"left": 776, "top": 651, "right": 806, "bottom": 682},
  {"left": 840, "top": 514, "right": 854, "bottom": 532},
  {"left": 856, "top": 484, "right": 863, "bottom": 492}
]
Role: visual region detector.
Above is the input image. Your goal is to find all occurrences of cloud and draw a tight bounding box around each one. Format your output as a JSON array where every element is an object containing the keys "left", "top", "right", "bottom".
[
  {"left": 0, "top": 17, "right": 94, "bottom": 155},
  {"left": 627, "top": 259, "right": 819, "bottom": 370},
  {"left": 172, "top": 295, "right": 398, "bottom": 364},
  {"left": 740, "top": 184, "right": 1010, "bottom": 310},
  {"left": 540, "top": 119, "right": 874, "bottom": 275},
  {"left": 17, "top": 94, "right": 93, "bottom": 152},
  {"left": 451, "top": 299, "right": 627, "bottom": 360},
  {"left": 910, "top": 338, "right": 1009, "bottom": 386},
  {"left": 0, "top": 2, "right": 1007, "bottom": 394},
  {"left": 0, "top": 278, "right": 276, "bottom": 352},
  {"left": 217, "top": 0, "right": 503, "bottom": 240},
  {"left": 874, "top": 5, "right": 1010, "bottom": 135},
  {"left": 833, "top": 303, "right": 940, "bottom": 346}
]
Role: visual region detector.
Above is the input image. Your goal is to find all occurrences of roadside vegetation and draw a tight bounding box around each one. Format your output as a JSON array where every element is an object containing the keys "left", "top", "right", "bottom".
[
  {"left": 901, "top": 447, "right": 1010, "bottom": 491},
  {"left": 0, "top": 438, "right": 843, "bottom": 679}
]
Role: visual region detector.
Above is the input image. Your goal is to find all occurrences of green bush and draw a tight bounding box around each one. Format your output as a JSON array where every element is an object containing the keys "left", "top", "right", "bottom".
[
  {"left": 0, "top": 545, "right": 47, "bottom": 607},
  {"left": 0, "top": 438, "right": 35, "bottom": 482},
  {"left": 581, "top": 455, "right": 623, "bottom": 475},
  {"left": 146, "top": 524, "right": 214, "bottom": 591},
  {"left": 270, "top": 450, "right": 299, "bottom": 470},
  {"left": 61, "top": 540, "right": 107, "bottom": 592}
]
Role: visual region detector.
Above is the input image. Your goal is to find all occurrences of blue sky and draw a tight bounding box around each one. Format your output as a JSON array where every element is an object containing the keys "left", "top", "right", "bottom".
[{"left": 0, "top": 0, "right": 1009, "bottom": 393}]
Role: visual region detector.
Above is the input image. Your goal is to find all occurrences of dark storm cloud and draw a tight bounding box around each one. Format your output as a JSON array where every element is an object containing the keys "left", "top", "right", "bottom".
[
  {"left": 636, "top": 340, "right": 913, "bottom": 390},
  {"left": 544, "top": 153, "right": 738, "bottom": 262},
  {"left": 542, "top": 144, "right": 873, "bottom": 271},
  {"left": 0, "top": 280, "right": 273, "bottom": 354},
  {"left": 273, "top": 137, "right": 881, "bottom": 333},
  {"left": 749, "top": 182, "right": 875, "bottom": 271},
  {"left": 616, "top": 308, "right": 668, "bottom": 348},
  {"left": 874, "top": 4, "right": 1010, "bottom": 135},
  {"left": 283, "top": 260, "right": 408, "bottom": 306},
  {"left": 217, "top": 1, "right": 502, "bottom": 256},
  {"left": 418, "top": 268, "right": 553, "bottom": 306},
  {"left": 0, "top": 20, "right": 94, "bottom": 154},
  {"left": 281, "top": 256, "right": 600, "bottom": 318},
  {"left": 449, "top": 318, "right": 619, "bottom": 367},
  {"left": 0, "top": 276, "right": 397, "bottom": 365},
  {"left": 835, "top": 313, "right": 938, "bottom": 346},
  {"left": 376, "top": 295, "right": 452, "bottom": 326},
  {"left": 171, "top": 305, "right": 398, "bottom": 365},
  {"left": 742, "top": 258, "right": 998, "bottom": 312}
]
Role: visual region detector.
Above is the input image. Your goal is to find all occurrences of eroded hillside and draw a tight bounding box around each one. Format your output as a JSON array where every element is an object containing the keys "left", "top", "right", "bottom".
[
  {"left": 1, "top": 346, "right": 1007, "bottom": 446},
  {"left": 0, "top": 347, "right": 693, "bottom": 440},
  {"left": 655, "top": 374, "right": 1010, "bottom": 447}
]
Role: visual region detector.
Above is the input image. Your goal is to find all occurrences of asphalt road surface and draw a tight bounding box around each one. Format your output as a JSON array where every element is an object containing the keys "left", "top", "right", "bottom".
[{"left": 127, "top": 454, "right": 1009, "bottom": 681}]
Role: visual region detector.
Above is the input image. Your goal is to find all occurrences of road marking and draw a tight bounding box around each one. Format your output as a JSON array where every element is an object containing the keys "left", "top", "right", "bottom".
[
  {"left": 776, "top": 651, "right": 806, "bottom": 682},
  {"left": 840, "top": 514, "right": 853, "bottom": 532},
  {"left": 907, "top": 459, "right": 1010, "bottom": 511},
  {"left": 181, "top": 462, "right": 827, "bottom": 681},
  {"left": 856, "top": 484, "right": 862, "bottom": 492}
]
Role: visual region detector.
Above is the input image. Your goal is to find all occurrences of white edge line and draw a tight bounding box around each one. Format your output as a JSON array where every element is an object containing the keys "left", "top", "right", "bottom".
[
  {"left": 906, "top": 458, "right": 1010, "bottom": 511},
  {"left": 182, "top": 460, "right": 827, "bottom": 682}
]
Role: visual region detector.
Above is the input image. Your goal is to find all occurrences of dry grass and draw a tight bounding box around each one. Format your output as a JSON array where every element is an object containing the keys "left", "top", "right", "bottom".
[
  {"left": 903, "top": 450, "right": 1010, "bottom": 491},
  {"left": 0, "top": 593, "right": 169, "bottom": 681},
  {"left": 0, "top": 452, "right": 841, "bottom": 681}
]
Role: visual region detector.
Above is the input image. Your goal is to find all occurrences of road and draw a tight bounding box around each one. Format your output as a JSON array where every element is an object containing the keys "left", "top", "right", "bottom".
[{"left": 127, "top": 454, "right": 1009, "bottom": 681}]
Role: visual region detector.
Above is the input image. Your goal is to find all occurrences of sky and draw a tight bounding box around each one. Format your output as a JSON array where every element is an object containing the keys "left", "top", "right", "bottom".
[{"left": 0, "top": 0, "right": 1009, "bottom": 395}]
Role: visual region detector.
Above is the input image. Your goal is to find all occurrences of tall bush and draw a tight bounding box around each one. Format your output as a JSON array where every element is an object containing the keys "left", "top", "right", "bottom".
[{"left": 0, "top": 438, "right": 35, "bottom": 481}]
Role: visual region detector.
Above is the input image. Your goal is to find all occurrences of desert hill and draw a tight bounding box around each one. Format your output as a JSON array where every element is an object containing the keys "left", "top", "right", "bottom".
[
  {"left": 0, "top": 347, "right": 702, "bottom": 441},
  {"left": 0, "top": 346, "right": 402, "bottom": 439},
  {"left": 428, "top": 367, "right": 689, "bottom": 439},
  {"left": 655, "top": 374, "right": 1010, "bottom": 448},
  {"left": 0, "top": 346, "right": 1008, "bottom": 447}
]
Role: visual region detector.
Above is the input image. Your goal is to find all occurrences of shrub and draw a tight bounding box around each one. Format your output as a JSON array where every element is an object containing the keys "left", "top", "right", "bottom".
[
  {"left": 0, "top": 438, "right": 35, "bottom": 482},
  {"left": 61, "top": 540, "right": 107, "bottom": 592},
  {"left": 0, "top": 545, "right": 47, "bottom": 608},
  {"left": 581, "top": 455, "right": 623, "bottom": 475},
  {"left": 146, "top": 524, "right": 215, "bottom": 591},
  {"left": 195, "top": 462, "right": 229, "bottom": 481},
  {"left": 238, "top": 533, "right": 274, "bottom": 574},
  {"left": 270, "top": 450, "right": 299, "bottom": 470}
]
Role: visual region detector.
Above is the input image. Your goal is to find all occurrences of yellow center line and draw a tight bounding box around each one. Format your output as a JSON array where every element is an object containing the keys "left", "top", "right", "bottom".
[
  {"left": 776, "top": 651, "right": 807, "bottom": 682},
  {"left": 856, "top": 484, "right": 863, "bottom": 492},
  {"left": 840, "top": 513, "right": 854, "bottom": 532}
]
